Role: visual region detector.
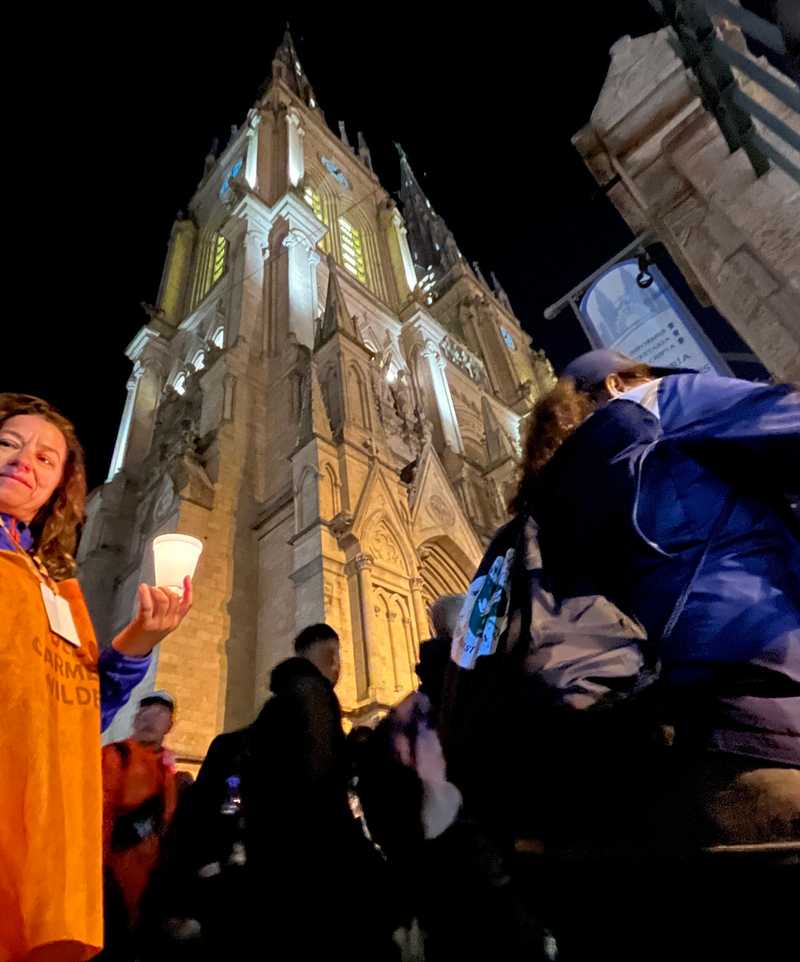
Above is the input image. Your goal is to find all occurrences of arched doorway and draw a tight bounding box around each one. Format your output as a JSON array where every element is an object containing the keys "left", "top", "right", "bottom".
[{"left": 417, "top": 536, "right": 473, "bottom": 613}]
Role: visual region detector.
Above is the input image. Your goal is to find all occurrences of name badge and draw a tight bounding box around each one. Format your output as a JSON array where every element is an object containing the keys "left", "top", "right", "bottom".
[{"left": 40, "top": 582, "right": 81, "bottom": 648}]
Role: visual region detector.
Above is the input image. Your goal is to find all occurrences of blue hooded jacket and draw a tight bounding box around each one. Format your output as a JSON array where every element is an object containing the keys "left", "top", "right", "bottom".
[{"left": 534, "top": 374, "right": 799, "bottom": 766}]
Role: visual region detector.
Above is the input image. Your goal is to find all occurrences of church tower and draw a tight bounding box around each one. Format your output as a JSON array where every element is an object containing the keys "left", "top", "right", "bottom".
[{"left": 78, "top": 31, "right": 555, "bottom": 764}]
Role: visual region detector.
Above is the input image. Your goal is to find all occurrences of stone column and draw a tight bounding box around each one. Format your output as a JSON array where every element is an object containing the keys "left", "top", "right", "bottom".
[
  {"left": 221, "top": 196, "right": 272, "bottom": 348},
  {"left": 264, "top": 193, "right": 327, "bottom": 353},
  {"left": 380, "top": 203, "right": 418, "bottom": 300},
  {"left": 123, "top": 343, "right": 169, "bottom": 472},
  {"left": 409, "top": 576, "right": 430, "bottom": 651},
  {"left": 286, "top": 109, "right": 305, "bottom": 188},
  {"left": 393, "top": 211, "right": 418, "bottom": 295},
  {"left": 421, "top": 339, "right": 463, "bottom": 453},
  {"left": 350, "top": 552, "right": 375, "bottom": 700},
  {"left": 107, "top": 367, "right": 141, "bottom": 480},
  {"left": 244, "top": 112, "right": 261, "bottom": 189},
  {"left": 283, "top": 230, "right": 321, "bottom": 349},
  {"left": 400, "top": 605, "right": 417, "bottom": 688}
]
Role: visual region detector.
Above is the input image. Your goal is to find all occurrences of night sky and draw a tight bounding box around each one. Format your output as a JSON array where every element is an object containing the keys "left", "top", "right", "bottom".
[{"left": 7, "top": 3, "right": 774, "bottom": 488}]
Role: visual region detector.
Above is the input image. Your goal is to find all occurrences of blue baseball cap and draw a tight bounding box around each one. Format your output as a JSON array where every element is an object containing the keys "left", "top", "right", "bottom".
[{"left": 561, "top": 350, "right": 695, "bottom": 390}]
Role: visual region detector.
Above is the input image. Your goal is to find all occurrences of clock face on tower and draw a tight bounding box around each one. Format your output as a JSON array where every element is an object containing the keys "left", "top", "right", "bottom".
[
  {"left": 500, "top": 327, "right": 517, "bottom": 350},
  {"left": 321, "top": 155, "right": 351, "bottom": 190},
  {"left": 220, "top": 158, "right": 243, "bottom": 197}
]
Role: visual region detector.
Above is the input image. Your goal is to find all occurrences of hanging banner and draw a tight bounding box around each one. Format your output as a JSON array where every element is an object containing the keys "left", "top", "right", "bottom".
[{"left": 579, "top": 259, "right": 730, "bottom": 375}]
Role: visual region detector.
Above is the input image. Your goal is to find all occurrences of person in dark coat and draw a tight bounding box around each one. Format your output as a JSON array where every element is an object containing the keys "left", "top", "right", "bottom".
[
  {"left": 416, "top": 594, "right": 464, "bottom": 722},
  {"left": 142, "top": 624, "right": 395, "bottom": 960}
]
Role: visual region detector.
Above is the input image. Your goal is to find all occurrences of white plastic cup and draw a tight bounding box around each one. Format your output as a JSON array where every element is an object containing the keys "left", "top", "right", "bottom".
[{"left": 152, "top": 534, "right": 203, "bottom": 593}]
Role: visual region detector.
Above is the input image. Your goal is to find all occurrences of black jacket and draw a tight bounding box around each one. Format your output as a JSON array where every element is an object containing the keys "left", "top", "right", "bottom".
[
  {"left": 168, "top": 657, "right": 349, "bottom": 873},
  {"left": 244, "top": 656, "right": 351, "bottom": 865},
  {"left": 141, "top": 658, "right": 394, "bottom": 958}
]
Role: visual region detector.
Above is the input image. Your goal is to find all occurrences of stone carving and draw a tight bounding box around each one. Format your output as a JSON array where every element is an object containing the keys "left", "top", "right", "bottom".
[
  {"left": 415, "top": 412, "right": 434, "bottom": 449},
  {"left": 531, "top": 349, "right": 555, "bottom": 386},
  {"left": 331, "top": 511, "right": 355, "bottom": 542},
  {"left": 283, "top": 229, "right": 316, "bottom": 255},
  {"left": 393, "top": 370, "right": 414, "bottom": 427},
  {"left": 440, "top": 336, "right": 489, "bottom": 387},
  {"left": 370, "top": 340, "right": 424, "bottom": 453},
  {"left": 427, "top": 494, "right": 455, "bottom": 529},
  {"left": 517, "top": 381, "right": 537, "bottom": 409},
  {"left": 369, "top": 520, "right": 403, "bottom": 568},
  {"left": 370, "top": 334, "right": 401, "bottom": 433}
]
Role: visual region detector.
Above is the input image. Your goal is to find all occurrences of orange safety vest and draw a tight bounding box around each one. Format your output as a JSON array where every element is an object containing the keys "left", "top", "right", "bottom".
[{"left": 0, "top": 551, "right": 103, "bottom": 962}]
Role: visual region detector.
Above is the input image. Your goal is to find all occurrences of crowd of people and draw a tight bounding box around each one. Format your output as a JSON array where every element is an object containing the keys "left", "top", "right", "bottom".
[{"left": 1, "top": 350, "right": 798, "bottom": 961}]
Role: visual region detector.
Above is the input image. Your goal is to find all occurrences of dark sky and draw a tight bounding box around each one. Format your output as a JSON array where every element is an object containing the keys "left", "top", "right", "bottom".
[{"left": 8, "top": 3, "right": 679, "bottom": 487}]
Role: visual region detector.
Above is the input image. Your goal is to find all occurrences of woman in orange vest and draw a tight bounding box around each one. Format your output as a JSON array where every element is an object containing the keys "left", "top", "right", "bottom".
[{"left": 0, "top": 394, "right": 193, "bottom": 962}]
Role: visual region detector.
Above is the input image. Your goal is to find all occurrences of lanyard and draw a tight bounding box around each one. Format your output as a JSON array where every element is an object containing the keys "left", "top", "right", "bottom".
[{"left": 0, "top": 516, "right": 54, "bottom": 586}]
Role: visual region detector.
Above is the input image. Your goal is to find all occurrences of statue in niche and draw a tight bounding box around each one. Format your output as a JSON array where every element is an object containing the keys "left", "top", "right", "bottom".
[
  {"left": 374, "top": 331, "right": 393, "bottom": 372},
  {"left": 392, "top": 369, "right": 415, "bottom": 429},
  {"left": 531, "top": 349, "right": 556, "bottom": 393},
  {"left": 370, "top": 336, "right": 401, "bottom": 433},
  {"left": 518, "top": 380, "right": 537, "bottom": 409}
]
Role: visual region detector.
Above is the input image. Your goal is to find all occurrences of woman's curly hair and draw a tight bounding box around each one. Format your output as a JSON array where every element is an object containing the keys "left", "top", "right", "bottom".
[
  {"left": 0, "top": 393, "right": 87, "bottom": 580},
  {"left": 509, "top": 363, "right": 653, "bottom": 514}
]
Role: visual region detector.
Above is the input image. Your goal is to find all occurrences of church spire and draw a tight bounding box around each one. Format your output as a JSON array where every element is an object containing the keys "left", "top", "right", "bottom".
[
  {"left": 315, "top": 255, "right": 362, "bottom": 349},
  {"left": 298, "top": 360, "right": 333, "bottom": 445},
  {"left": 268, "top": 27, "right": 320, "bottom": 109},
  {"left": 490, "top": 271, "right": 514, "bottom": 314},
  {"left": 395, "top": 144, "right": 461, "bottom": 285}
]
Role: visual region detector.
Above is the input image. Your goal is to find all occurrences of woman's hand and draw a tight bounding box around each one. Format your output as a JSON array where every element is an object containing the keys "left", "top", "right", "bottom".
[
  {"left": 391, "top": 691, "right": 460, "bottom": 838},
  {"left": 111, "top": 577, "right": 193, "bottom": 657},
  {"left": 391, "top": 692, "right": 447, "bottom": 784}
]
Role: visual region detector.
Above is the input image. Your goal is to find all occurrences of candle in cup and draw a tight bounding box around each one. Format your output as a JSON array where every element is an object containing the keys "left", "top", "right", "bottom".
[{"left": 152, "top": 534, "right": 203, "bottom": 593}]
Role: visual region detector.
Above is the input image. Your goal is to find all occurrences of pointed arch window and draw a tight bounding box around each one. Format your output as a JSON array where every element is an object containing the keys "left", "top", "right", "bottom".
[
  {"left": 338, "top": 217, "right": 366, "bottom": 285},
  {"left": 211, "top": 234, "right": 227, "bottom": 285},
  {"left": 303, "top": 184, "right": 331, "bottom": 253},
  {"left": 191, "top": 231, "right": 228, "bottom": 309}
]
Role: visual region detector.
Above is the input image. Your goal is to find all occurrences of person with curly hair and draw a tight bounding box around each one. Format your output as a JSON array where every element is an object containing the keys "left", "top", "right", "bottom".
[
  {"left": 0, "top": 393, "right": 193, "bottom": 962},
  {"left": 511, "top": 351, "right": 800, "bottom": 843}
]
